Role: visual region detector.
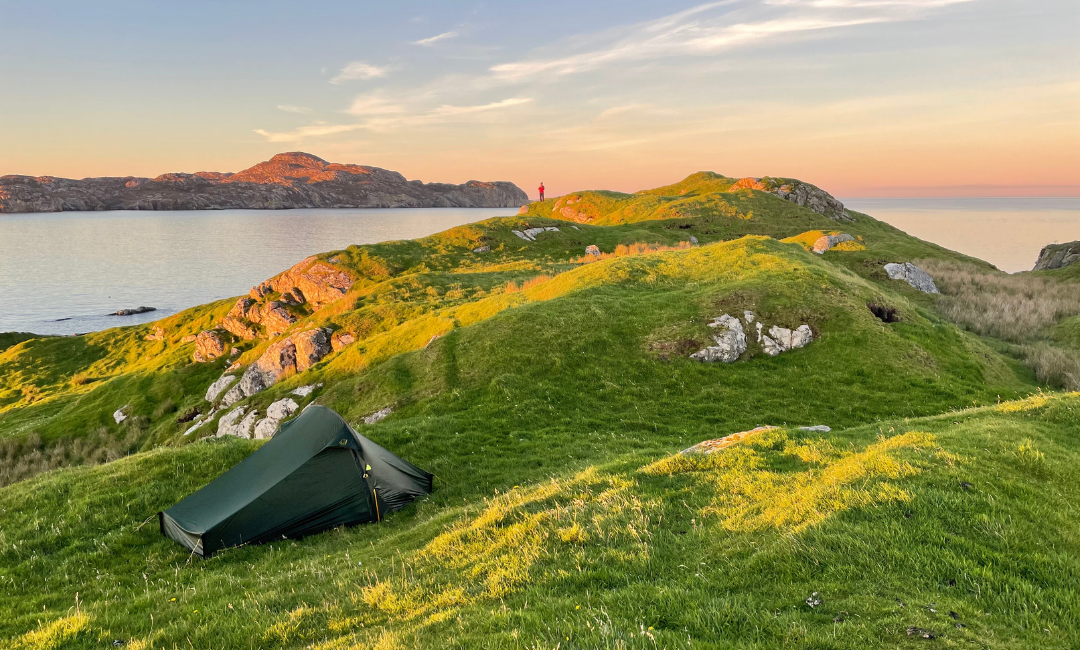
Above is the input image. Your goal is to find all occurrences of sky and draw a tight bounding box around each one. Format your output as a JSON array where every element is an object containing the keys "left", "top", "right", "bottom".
[{"left": 1, "top": 0, "right": 1077, "bottom": 198}]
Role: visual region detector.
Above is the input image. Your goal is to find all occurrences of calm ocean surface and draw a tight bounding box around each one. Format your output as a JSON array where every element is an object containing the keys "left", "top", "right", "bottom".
[
  {"left": 1, "top": 199, "right": 1077, "bottom": 335},
  {"left": 0, "top": 208, "right": 512, "bottom": 335}
]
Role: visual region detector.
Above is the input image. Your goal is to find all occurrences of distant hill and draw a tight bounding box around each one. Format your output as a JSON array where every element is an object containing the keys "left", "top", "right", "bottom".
[{"left": 0, "top": 152, "right": 528, "bottom": 212}]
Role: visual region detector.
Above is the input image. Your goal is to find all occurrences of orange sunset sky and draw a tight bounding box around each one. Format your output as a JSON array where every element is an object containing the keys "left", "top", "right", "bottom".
[{"left": 1, "top": 1, "right": 1077, "bottom": 198}]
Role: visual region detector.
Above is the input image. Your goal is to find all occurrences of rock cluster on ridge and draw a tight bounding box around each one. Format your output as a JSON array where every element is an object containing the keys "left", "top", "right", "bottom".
[
  {"left": 221, "top": 328, "right": 332, "bottom": 405},
  {"left": 690, "top": 312, "right": 813, "bottom": 362},
  {"left": 1033, "top": 241, "right": 1080, "bottom": 271},
  {"left": 0, "top": 152, "right": 528, "bottom": 213}
]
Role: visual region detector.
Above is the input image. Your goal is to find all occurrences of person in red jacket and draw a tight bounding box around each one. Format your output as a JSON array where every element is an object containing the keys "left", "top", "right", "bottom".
[{"left": 538, "top": 182, "right": 545, "bottom": 201}]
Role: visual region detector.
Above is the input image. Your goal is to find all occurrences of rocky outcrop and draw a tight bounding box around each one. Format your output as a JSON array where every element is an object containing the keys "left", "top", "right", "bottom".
[
  {"left": 252, "top": 398, "right": 299, "bottom": 439},
  {"left": 691, "top": 312, "right": 813, "bottom": 362},
  {"left": 110, "top": 306, "right": 156, "bottom": 316},
  {"left": 512, "top": 226, "right": 560, "bottom": 242},
  {"left": 113, "top": 406, "right": 129, "bottom": 424},
  {"left": 0, "top": 152, "right": 528, "bottom": 213},
  {"left": 682, "top": 426, "right": 778, "bottom": 454},
  {"left": 204, "top": 374, "right": 237, "bottom": 403},
  {"left": 884, "top": 262, "right": 939, "bottom": 294},
  {"left": 727, "top": 177, "right": 851, "bottom": 221},
  {"left": 761, "top": 325, "right": 813, "bottom": 356},
  {"left": 291, "top": 383, "right": 322, "bottom": 397},
  {"left": 144, "top": 326, "right": 165, "bottom": 341},
  {"left": 221, "top": 316, "right": 259, "bottom": 341},
  {"left": 585, "top": 245, "right": 601, "bottom": 257},
  {"left": 363, "top": 407, "right": 393, "bottom": 425},
  {"left": 691, "top": 314, "right": 747, "bottom": 363},
  {"left": 812, "top": 233, "right": 853, "bottom": 254},
  {"left": 192, "top": 329, "right": 228, "bottom": 362},
  {"left": 252, "top": 257, "right": 354, "bottom": 308},
  {"left": 217, "top": 406, "right": 260, "bottom": 438},
  {"left": 221, "top": 328, "right": 332, "bottom": 405},
  {"left": 1033, "top": 241, "right": 1080, "bottom": 271},
  {"left": 331, "top": 331, "right": 355, "bottom": 352},
  {"left": 774, "top": 180, "right": 851, "bottom": 221}
]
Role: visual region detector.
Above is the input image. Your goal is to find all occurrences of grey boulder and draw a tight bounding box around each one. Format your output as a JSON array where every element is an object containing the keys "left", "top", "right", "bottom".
[{"left": 884, "top": 262, "right": 939, "bottom": 294}]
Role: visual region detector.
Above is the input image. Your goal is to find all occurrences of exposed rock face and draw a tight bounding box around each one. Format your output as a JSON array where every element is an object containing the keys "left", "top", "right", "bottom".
[
  {"left": 691, "top": 314, "right": 748, "bottom": 363},
  {"left": 144, "top": 326, "right": 165, "bottom": 341},
  {"left": 1033, "top": 241, "right": 1080, "bottom": 271},
  {"left": 727, "top": 177, "right": 850, "bottom": 221},
  {"left": 217, "top": 406, "right": 260, "bottom": 438},
  {"left": 291, "top": 383, "right": 322, "bottom": 397},
  {"left": 259, "top": 302, "right": 298, "bottom": 337},
  {"left": 0, "top": 152, "right": 528, "bottom": 213},
  {"left": 512, "top": 226, "right": 560, "bottom": 242},
  {"left": 884, "top": 262, "right": 939, "bottom": 294},
  {"left": 331, "top": 330, "right": 356, "bottom": 352},
  {"left": 812, "top": 233, "right": 854, "bottom": 254},
  {"left": 113, "top": 406, "right": 129, "bottom": 424},
  {"left": 761, "top": 325, "right": 814, "bottom": 356},
  {"left": 204, "top": 374, "right": 237, "bottom": 403},
  {"left": 253, "top": 398, "right": 300, "bottom": 439},
  {"left": 221, "top": 316, "right": 259, "bottom": 341},
  {"left": 221, "top": 328, "right": 332, "bottom": 405},
  {"left": 252, "top": 257, "right": 354, "bottom": 308},
  {"left": 585, "top": 245, "right": 601, "bottom": 257},
  {"left": 192, "top": 329, "right": 228, "bottom": 362},
  {"left": 364, "top": 407, "right": 393, "bottom": 425},
  {"left": 773, "top": 180, "right": 851, "bottom": 221},
  {"left": 690, "top": 311, "right": 814, "bottom": 361}
]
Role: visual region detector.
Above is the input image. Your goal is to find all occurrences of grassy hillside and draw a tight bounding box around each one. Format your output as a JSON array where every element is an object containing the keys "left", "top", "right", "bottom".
[
  {"left": 1, "top": 173, "right": 1078, "bottom": 647},
  {"left": 2, "top": 392, "right": 1077, "bottom": 648}
]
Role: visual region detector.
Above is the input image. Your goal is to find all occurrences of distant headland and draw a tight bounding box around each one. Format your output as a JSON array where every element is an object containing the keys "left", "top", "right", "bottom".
[{"left": 0, "top": 152, "right": 528, "bottom": 213}]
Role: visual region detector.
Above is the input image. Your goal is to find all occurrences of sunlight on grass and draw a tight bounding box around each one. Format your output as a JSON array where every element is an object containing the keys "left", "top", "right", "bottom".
[
  {"left": 10, "top": 612, "right": 90, "bottom": 650},
  {"left": 643, "top": 430, "right": 936, "bottom": 533},
  {"left": 997, "top": 394, "right": 1050, "bottom": 413}
]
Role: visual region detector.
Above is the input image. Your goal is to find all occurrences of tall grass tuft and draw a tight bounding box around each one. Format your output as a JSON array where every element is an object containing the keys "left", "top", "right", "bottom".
[
  {"left": 918, "top": 260, "right": 1080, "bottom": 341},
  {"left": 0, "top": 427, "right": 145, "bottom": 488},
  {"left": 1020, "top": 344, "right": 1080, "bottom": 391}
]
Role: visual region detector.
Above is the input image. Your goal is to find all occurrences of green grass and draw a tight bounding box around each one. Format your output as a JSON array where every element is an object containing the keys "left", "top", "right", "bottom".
[
  {"left": 1, "top": 393, "right": 1077, "bottom": 648},
  {"left": 1, "top": 173, "right": 1078, "bottom": 647}
]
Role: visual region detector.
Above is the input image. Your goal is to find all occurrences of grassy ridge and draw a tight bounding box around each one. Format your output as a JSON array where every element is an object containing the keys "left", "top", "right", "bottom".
[{"left": 1, "top": 173, "right": 1078, "bottom": 647}]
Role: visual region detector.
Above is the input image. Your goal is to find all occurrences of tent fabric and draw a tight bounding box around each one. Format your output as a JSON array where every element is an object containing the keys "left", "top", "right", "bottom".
[{"left": 159, "top": 405, "right": 432, "bottom": 557}]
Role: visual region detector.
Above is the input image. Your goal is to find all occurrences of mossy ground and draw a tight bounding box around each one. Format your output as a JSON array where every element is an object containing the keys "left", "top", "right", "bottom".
[{"left": 1, "top": 175, "right": 1078, "bottom": 647}]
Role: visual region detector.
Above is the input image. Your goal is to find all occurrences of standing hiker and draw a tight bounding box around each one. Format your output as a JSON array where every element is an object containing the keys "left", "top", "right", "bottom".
[{"left": 538, "top": 182, "right": 545, "bottom": 201}]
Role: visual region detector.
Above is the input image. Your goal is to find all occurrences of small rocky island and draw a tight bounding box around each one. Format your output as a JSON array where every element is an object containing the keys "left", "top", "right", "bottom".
[{"left": 0, "top": 152, "right": 528, "bottom": 213}]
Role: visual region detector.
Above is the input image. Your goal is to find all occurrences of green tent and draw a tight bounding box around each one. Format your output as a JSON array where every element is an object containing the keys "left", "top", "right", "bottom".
[{"left": 159, "top": 405, "right": 432, "bottom": 557}]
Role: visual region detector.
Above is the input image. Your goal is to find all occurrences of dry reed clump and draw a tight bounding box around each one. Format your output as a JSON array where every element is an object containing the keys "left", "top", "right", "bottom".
[
  {"left": 0, "top": 426, "right": 144, "bottom": 488},
  {"left": 1019, "top": 344, "right": 1080, "bottom": 391},
  {"left": 917, "top": 259, "right": 1080, "bottom": 342},
  {"left": 573, "top": 241, "right": 693, "bottom": 264}
]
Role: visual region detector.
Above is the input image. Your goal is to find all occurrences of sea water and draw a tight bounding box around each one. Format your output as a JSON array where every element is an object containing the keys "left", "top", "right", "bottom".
[{"left": 0, "top": 208, "right": 511, "bottom": 335}]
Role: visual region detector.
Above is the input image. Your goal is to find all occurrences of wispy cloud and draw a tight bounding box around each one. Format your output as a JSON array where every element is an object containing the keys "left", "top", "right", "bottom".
[
  {"left": 256, "top": 97, "right": 533, "bottom": 142},
  {"left": 413, "top": 30, "right": 459, "bottom": 46},
  {"left": 489, "top": 0, "right": 977, "bottom": 81},
  {"left": 277, "top": 105, "right": 312, "bottom": 114},
  {"left": 330, "top": 61, "right": 389, "bottom": 84},
  {"left": 253, "top": 123, "right": 364, "bottom": 143},
  {"left": 430, "top": 97, "right": 532, "bottom": 116}
]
